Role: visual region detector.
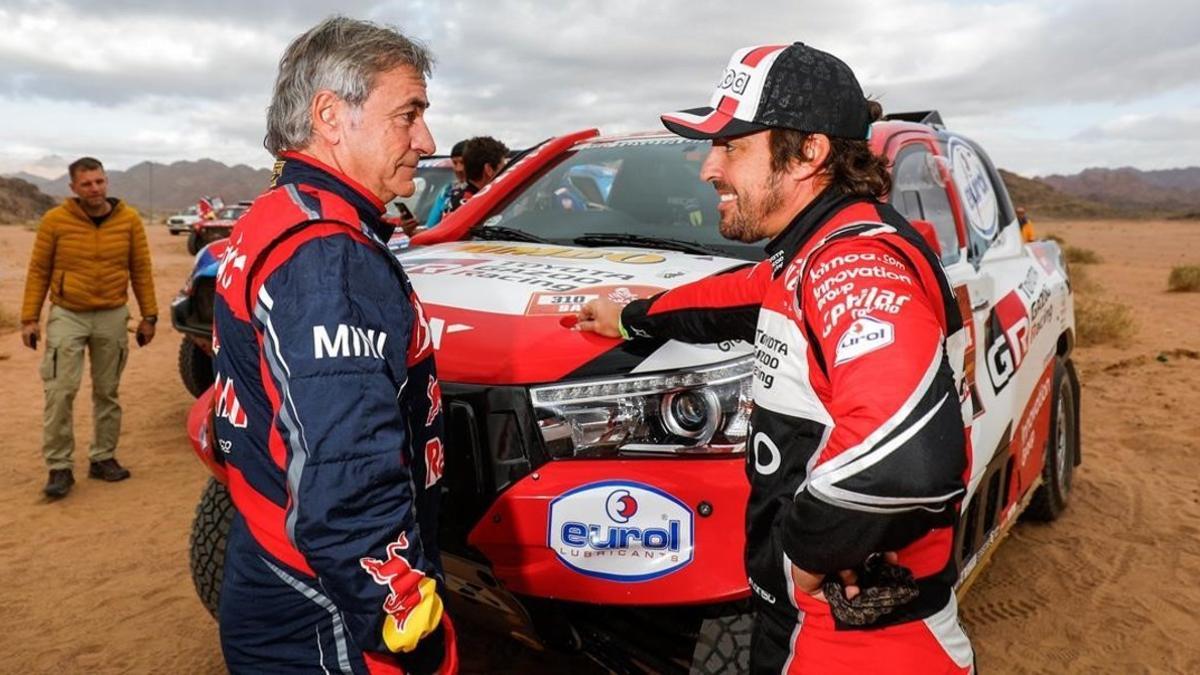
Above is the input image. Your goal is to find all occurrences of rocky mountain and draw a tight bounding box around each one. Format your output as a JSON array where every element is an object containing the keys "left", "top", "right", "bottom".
[
  {"left": 1039, "top": 167, "right": 1200, "bottom": 216},
  {"left": 10, "top": 160, "right": 273, "bottom": 214},
  {"left": 0, "top": 176, "right": 57, "bottom": 223},
  {"left": 999, "top": 169, "right": 1119, "bottom": 219}
]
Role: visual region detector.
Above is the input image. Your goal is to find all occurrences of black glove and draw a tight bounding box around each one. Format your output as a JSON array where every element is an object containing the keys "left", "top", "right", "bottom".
[{"left": 822, "top": 554, "right": 919, "bottom": 627}]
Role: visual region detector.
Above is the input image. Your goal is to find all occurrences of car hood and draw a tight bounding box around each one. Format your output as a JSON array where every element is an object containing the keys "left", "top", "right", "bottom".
[{"left": 397, "top": 241, "right": 754, "bottom": 385}]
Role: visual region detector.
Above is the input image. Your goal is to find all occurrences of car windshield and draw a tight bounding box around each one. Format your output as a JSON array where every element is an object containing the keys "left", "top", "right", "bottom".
[
  {"left": 216, "top": 207, "right": 245, "bottom": 220},
  {"left": 477, "top": 137, "right": 762, "bottom": 261},
  {"left": 393, "top": 165, "right": 455, "bottom": 223}
]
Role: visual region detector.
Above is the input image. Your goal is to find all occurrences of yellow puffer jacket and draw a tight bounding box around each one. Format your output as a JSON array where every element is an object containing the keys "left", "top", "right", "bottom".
[{"left": 20, "top": 198, "right": 157, "bottom": 322}]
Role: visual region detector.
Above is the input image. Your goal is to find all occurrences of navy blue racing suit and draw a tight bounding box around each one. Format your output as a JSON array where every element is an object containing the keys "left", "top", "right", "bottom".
[{"left": 212, "top": 152, "right": 453, "bottom": 674}]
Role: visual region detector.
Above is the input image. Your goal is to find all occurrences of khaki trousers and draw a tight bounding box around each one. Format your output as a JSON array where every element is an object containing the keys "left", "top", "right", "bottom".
[{"left": 40, "top": 305, "right": 129, "bottom": 470}]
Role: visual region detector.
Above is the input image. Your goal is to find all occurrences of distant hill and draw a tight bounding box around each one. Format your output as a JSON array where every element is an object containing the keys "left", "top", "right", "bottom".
[
  {"left": 0, "top": 176, "right": 57, "bottom": 223},
  {"left": 1039, "top": 167, "right": 1200, "bottom": 216},
  {"left": 9, "top": 160, "right": 273, "bottom": 214},
  {"left": 999, "top": 169, "right": 1119, "bottom": 219}
]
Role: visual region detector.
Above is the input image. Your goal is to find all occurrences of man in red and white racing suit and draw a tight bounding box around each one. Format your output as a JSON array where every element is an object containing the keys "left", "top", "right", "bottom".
[{"left": 579, "top": 43, "right": 974, "bottom": 674}]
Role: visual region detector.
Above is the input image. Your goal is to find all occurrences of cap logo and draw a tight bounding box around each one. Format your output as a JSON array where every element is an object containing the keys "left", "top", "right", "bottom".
[{"left": 718, "top": 68, "right": 751, "bottom": 96}]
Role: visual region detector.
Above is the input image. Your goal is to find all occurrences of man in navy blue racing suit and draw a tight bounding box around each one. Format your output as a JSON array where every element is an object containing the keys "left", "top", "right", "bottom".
[{"left": 211, "top": 17, "right": 455, "bottom": 674}]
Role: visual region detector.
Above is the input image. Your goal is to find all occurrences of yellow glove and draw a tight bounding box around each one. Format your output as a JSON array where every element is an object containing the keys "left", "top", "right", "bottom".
[{"left": 381, "top": 576, "right": 443, "bottom": 653}]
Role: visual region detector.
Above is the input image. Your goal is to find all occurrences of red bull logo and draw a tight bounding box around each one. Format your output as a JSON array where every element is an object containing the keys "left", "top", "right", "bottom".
[{"left": 359, "top": 532, "right": 427, "bottom": 618}]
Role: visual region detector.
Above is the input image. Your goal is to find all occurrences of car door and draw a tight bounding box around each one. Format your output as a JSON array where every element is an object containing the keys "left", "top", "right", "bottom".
[
  {"left": 942, "top": 135, "right": 1058, "bottom": 506},
  {"left": 886, "top": 137, "right": 997, "bottom": 501}
]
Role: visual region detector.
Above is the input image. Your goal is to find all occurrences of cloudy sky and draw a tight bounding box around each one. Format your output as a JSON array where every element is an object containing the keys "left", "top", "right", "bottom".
[{"left": 1, "top": 0, "right": 1197, "bottom": 179}]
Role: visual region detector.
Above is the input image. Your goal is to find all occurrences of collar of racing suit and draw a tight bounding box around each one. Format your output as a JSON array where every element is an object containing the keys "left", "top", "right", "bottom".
[
  {"left": 275, "top": 152, "right": 395, "bottom": 242},
  {"left": 763, "top": 187, "right": 871, "bottom": 275}
]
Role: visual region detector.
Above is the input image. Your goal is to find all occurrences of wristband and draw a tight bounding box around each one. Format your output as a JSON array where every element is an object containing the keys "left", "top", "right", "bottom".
[{"left": 618, "top": 317, "right": 631, "bottom": 341}]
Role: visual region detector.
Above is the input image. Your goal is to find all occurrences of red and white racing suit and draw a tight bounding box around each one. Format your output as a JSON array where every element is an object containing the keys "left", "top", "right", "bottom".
[{"left": 622, "top": 190, "right": 975, "bottom": 674}]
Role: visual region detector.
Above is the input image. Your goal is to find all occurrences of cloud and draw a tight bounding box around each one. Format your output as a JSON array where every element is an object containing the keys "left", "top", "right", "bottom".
[{"left": 1, "top": 0, "right": 1198, "bottom": 175}]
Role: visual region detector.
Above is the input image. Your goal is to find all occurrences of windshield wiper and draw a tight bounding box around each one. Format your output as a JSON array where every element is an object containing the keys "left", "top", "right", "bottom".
[
  {"left": 473, "top": 225, "right": 554, "bottom": 244},
  {"left": 574, "top": 233, "right": 725, "bottom": 256}
]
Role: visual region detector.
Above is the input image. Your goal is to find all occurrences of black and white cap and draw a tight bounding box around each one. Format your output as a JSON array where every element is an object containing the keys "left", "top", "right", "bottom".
[{"left": 661, "top": 42, "right": 871, "bottom": 141}]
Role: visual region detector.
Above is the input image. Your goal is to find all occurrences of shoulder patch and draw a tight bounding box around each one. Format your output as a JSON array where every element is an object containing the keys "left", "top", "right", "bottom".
[{"left": 835, "top": 315, "right": 895, "bottom": 365}]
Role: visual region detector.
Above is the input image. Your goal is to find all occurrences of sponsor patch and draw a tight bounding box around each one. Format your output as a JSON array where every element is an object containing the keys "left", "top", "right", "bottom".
[
  {"left": 948, "top": 138, "right": 999, "bottom": 241},
  {"left": 403, "top": 258, "right": 488, "bottom": 276},
  {"left": 213, "top": 373, "right": 247, "bottom": 429},
  {"left": 314, "top": 324, "right": 388, "bottom": 360},
  {"left": 985, "top": 291, "right": 1030, "bottom": 392},
  {"left": 424, "top": 438, "right": 444, "bottom": 488},
  {"left": 548, "top": 481, "right": 694, "bottom": 582},
  {"left": 358, "top": 532, "right": 427, "bottom": 619},
  {"left": 835, "top": 316, "right": 895, "bottom": 364},
  {"left": 425, "top": 377, "right": 442, "bottom": 427},
  {"left": 524, "top": 285, "right": 664, "bottom": 316}
]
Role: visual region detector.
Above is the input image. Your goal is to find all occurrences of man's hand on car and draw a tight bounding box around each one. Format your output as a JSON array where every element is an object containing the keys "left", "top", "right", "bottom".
[
  {"left": 575, "top": 298, "right": 624, "bottom": 338},
  {"left": 21, "top": 321, "right": 39, "bottom": 350}
]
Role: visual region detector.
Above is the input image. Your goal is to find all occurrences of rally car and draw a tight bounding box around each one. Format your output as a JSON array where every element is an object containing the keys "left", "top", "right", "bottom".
[
  {"left": 183, "top": 114, "right": 1080, "bottom": 673},
  {"left": 186, "top": 203, "right": 250, "bottom": 255}
]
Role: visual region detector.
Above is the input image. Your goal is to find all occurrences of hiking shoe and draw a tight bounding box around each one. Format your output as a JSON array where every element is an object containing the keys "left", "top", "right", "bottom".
[
  {"left": 88, "top": 458, "right": 131, "bottom": 482},
  {"left": 44, "top": 469, "right": 75, "bottom": 499}
]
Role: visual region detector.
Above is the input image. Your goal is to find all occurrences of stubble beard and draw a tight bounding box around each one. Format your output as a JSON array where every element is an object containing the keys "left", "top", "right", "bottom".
[{"left": 719, "top": 171, "right": 783, "bottom": 243}]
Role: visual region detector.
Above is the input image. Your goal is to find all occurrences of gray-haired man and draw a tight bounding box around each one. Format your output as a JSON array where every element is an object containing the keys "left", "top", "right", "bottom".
[{"left": 212, "top": 17, "right": 456, "bottom": 674}]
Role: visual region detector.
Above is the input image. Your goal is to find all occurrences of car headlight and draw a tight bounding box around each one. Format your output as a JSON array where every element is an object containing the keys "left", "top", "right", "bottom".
[{"left": 530, "top": 357, "right": 753, "bottom": 458}]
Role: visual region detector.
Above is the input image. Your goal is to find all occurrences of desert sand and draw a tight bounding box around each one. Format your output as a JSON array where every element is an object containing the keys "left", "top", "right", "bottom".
[{"left": 1, "top": 220, "right": 1197, "bottom": 674}]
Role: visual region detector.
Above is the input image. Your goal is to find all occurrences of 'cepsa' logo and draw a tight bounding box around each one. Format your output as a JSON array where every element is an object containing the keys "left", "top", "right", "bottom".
[
  {"left": 548, "top": 482, "right": 694, "bottom": 582},
  {"left": 985, "top": 291, "right": 1030, "bottom": 392}
]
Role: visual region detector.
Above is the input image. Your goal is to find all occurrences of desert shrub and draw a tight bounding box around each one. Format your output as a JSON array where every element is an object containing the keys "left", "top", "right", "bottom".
[
  {"left": 1069, "top": 263, "right": 1100, "bottom": 294},
  {"left": 1075, "top": 295, "right": 1136, "bottom": 347},
  {"left": 1167, "top": 265, "right": 1200, "bottom": 292},
  {"left": 1064, "top": 246, "right": 1101, "bottom": 264}
]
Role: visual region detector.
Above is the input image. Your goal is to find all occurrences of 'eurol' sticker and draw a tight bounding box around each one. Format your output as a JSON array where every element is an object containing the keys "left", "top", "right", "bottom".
[{"left": 547, "top": 481, "right": 694, "bottom": 582}]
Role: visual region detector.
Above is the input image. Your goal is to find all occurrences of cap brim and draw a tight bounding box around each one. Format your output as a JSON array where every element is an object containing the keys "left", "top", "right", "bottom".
[{"left": 660, "top": 106, "right": 769, "bottom": 140}]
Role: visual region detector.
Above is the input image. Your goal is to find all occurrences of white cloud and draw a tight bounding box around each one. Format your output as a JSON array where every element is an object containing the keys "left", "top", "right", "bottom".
[{"left": 1, "top": 0, "right": 1198, "bottom": 176}]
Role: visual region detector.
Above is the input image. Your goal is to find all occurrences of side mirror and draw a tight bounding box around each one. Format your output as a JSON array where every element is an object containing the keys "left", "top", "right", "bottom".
[{"left": 910, "top": 218, "right": 941, "bottom": 254}]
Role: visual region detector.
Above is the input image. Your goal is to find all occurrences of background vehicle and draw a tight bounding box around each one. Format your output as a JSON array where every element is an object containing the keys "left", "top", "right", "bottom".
[
  {"left": 186, "top": 203, "right": 249, "bottom": 255},
  {"left": 184, "top": 116, "right": 1080, "bottom": 673},
  {"left": 171, "top": 239, "right": 226, "bottom": 397},
  {"left": 394, "top": 155, "right": 455, "bottom": 224},
  {"left": 166, "top": 205, "right": 201, "bottom": 235}
]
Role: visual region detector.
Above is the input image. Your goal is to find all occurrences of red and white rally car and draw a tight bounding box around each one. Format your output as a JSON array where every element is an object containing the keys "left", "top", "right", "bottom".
[{"left": 186, "top": 113, "right": 1080, "bottom": 673}]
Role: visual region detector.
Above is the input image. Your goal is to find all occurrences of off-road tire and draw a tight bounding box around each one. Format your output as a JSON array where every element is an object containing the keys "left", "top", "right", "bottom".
[
  {"left": 1026, "top": 358, "right": 1079, "bottom": 521},
  {"left": 179, "top": 337, "right": 214, "bottom": 398},
  {"left": 690, "top": 610, "right": 752, "bottom": 674},
  {"left": 189, "top": 478, "right": 233, "bottom": 619},
  {"left": 187, "top": 231, "right": 201, "bottom": 255}
]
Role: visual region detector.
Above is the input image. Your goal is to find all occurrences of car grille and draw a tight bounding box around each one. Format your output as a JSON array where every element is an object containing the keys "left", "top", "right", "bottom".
[
  {"left": 438, "top": 383, "right": 549, "bottom": 558},
  {"left": 193, "top": 278, "right": 216, "bottom": 325}
]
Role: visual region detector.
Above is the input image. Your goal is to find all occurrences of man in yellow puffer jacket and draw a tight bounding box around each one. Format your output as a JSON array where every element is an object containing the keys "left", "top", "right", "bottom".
[{"left": 20, "top": 157, "right": 158, "bottom": 499}]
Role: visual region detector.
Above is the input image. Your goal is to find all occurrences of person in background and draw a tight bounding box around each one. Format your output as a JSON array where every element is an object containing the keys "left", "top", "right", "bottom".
[
  {"left": 425, "top": 139, "right": 467, "bottom": 227},
  {"left": 449, "top": 135, "right": 509, "bottom": 212},
  {"left": 1017, "top": 206, "right": 1036, "bottom": 242},
  {"left": 21, "top": 156, "right": 156, "bottom": 499}
]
